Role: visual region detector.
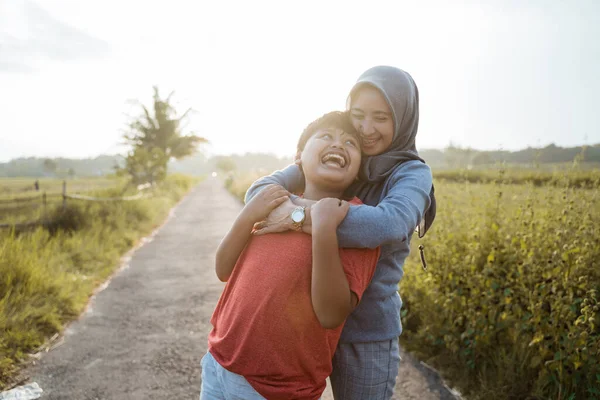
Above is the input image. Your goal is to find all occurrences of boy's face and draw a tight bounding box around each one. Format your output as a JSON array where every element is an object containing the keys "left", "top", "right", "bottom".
[{"left": 297, "top": 127, "right": 361, "bottom": 192}]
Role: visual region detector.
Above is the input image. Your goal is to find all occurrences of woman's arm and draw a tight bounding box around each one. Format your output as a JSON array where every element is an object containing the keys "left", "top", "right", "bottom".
[
  {"left": 336, "top": 161, "right": 432, "bottom": 248},
  {"left": 263, "top": 161, "right": 433, "bottom": 246},
  {"left": 253, "top": 161, "right": 432, "bottom": 244},
  {"left": 246, "top": 164, "right": 312, "bottom": 234},
  {"left": 244, "top": 164, "right": 305, "bottom": 203}
]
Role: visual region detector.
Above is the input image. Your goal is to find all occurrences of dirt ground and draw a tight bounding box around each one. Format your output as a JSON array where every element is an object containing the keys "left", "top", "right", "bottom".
[{"left": 23, "top": 177, "right": 458, "bottom": 399}]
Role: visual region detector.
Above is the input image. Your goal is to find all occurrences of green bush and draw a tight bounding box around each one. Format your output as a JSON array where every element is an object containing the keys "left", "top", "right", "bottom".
[
  {"left": 0, "top": 175, "right": 198, "bottom": 389},
  {"left": 223, "top": 172, "right": 262, "bottom": 203},
  {"left": 401, "top": 182, "right": 600, "bottom": 399},
  {"left": 434, "top": 168, "right": 600, "bottom": 189}
]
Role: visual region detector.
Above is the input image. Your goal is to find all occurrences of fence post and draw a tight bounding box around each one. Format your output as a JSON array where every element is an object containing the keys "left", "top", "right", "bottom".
[
  {"left": 62, "top": 180, "right": 67, "bottom": 211},
  {"left": 43, "top": 192, "right": 47, "bottom": 221}
]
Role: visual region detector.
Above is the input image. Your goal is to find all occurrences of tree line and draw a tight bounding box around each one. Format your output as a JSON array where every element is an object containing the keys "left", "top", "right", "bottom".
[{"left": 1, "top": 86, "right": 598, "bottom": 179}]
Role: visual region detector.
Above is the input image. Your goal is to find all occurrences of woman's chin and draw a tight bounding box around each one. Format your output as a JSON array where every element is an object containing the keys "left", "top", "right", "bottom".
[{"left": 362, "top": 146, "right": 383, "bottom": 157}]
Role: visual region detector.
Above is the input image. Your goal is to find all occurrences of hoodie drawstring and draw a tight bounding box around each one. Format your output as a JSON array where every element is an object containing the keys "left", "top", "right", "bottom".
[{"left": 419, "top": 245, "right": 428, "bottom": 271}]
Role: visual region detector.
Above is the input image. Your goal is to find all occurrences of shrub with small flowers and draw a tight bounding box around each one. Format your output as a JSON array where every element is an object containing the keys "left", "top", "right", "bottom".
[{"left": 401, "top": 179, "right": 600, "bottom": 400}]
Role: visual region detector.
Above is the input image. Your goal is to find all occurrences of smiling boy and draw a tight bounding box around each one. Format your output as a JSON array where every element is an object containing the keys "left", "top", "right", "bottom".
[{"left": 200, "top": 111, "right": 380, "bottom": 400}]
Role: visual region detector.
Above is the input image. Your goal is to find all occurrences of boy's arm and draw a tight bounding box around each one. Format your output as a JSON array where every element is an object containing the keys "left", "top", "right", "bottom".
[
  {"left": 310, "top": 198, "right": 356, "bottom": 329},
  {"left": 215, "top": 214, "right": 256, "bottom": 282},
  {"left": 215, "top": 185, "right": 288, "bottom": 282}
]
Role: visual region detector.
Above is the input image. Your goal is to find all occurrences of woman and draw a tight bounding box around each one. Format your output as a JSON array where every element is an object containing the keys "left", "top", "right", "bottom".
[{"left": 245, "top": 65, "right": 436, "bottom": 399}]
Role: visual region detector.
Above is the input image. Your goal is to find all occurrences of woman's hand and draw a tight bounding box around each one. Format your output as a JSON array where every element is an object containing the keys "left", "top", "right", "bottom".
[
  {"left": 241, "top": 184, "right": 289, "bottom": 225},
  {"left": 252, "top": 197, "right": 298, "bottom": 235}
]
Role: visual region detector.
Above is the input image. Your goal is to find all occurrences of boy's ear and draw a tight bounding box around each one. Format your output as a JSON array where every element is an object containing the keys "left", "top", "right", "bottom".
[{"left": 294, "top": 150, "right": 302, "bottom": 166}]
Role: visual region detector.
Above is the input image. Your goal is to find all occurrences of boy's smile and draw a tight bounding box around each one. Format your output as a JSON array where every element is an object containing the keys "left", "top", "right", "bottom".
[{"left": 321, "top": 149, "right": 347, "bottom": 168}]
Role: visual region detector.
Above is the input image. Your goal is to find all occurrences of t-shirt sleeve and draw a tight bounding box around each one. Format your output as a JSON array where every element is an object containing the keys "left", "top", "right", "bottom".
[{"left": 339, "top": 247, "right": 380, "bottom": 303}]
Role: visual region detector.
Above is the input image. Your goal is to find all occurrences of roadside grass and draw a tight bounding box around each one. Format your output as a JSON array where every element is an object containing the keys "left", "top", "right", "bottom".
[
  {"left": 223, "top": 173, "right": 261, "bottom": 203},
  {"left": 0, "top": 174, "right": 200, "bottom": 389},
  {"left": 0, "top": 177, "right": 131, "bottom": 226},
  {"left": 400, "top": 181, "right": 600, "bottom": 400},
  {"left": 434, "top": 168, "right": 600, "bottom": 188},
  {"left": 0, "top": 177, "right": 124, "bottom": 199}
]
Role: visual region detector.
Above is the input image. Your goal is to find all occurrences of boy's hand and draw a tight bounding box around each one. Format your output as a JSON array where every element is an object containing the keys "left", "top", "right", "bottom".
[
  {"left": 252, "top": 197, "right": 297, "bottom": 235},
  {"left": 312, "top": 198, "right": 350, "bottom": 231},
  {"left": 242, "top": 184, "right": 289, "bottom": 224}
]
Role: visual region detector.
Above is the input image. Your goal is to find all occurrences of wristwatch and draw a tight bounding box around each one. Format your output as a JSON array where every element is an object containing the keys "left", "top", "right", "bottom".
[{"left": 290, "top": 206, "right": 306, "bottom": 231}]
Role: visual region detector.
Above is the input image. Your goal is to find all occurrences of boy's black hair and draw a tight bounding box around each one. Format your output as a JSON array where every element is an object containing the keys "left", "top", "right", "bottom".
[{"left": 296, "top": 111, "right": 360, "bottom": 152}]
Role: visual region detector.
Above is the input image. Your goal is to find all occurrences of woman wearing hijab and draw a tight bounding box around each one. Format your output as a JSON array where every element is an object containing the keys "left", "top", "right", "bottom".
[{"left": 245, "top": 66, "right": 436, "bottom": 399}]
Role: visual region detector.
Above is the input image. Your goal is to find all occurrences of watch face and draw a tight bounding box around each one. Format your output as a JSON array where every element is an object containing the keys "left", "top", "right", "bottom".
[{"left": 291, "top": 209, "right": 304, "bottom": 223}]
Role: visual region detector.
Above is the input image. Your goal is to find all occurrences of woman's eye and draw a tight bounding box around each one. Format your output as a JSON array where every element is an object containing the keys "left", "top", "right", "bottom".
[
  {"left": 351, "top": 113, "right": 364, "bottom": 120},
  {"left": 375, "top": 117, "right": 388, "bottom": 123}
]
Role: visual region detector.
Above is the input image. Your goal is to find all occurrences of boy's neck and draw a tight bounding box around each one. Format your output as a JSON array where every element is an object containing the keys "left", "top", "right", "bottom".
[{"left": 302, "top": 182, "right": 345, "bottom": 201}]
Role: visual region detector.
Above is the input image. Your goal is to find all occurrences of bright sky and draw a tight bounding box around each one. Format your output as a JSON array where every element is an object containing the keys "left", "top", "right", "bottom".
[{"left": 0, "top": 0, "right": 599, "bottom": 162}]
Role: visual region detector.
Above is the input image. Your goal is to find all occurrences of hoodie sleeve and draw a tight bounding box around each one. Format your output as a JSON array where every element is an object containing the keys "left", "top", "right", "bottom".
[
  {"left": 337, "top": 161, "right": 432, "bottom": 248},
  {"left": 244, "top": 164, "right": 305, "bottom": 203}
]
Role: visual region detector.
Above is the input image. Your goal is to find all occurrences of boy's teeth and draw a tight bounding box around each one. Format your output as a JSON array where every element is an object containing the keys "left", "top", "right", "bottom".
[{"left": 322, "top": 153, "right": 346, "bottom": 167}]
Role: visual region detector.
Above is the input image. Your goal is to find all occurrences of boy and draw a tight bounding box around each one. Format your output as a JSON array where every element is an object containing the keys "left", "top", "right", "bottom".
[{"left": 201, "top": 111, "right": 380, "bottom": 400}]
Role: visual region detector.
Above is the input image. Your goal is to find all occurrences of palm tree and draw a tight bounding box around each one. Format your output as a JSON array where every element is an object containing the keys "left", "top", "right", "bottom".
[{"left": 123, "top": 87, "right": 208, "bottom": 184}]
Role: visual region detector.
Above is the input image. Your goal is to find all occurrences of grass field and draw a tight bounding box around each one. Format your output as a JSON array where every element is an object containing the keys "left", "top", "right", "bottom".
[
  {"left": 0, "top": 174, "right": 199, "bottom": 389},
  {"left": 225, "top": 168, "right": 600, "bottom": 400},
  {"left": 0, "top": 177, "right": 132, "bottom": 226},
  {"left": 0, "top": 177, "right": 124, "bottom": 198},
  {"left": 434, "top": 167, "right": 600, "bottom": 188},
  {"left": 399, "top": 180, "right": 599, "bottom": 399}
]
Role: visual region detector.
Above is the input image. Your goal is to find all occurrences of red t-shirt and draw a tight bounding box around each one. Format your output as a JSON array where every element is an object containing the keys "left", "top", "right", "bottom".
[{"left": 208, "top": 199, "right": 379, "bottom": 400}]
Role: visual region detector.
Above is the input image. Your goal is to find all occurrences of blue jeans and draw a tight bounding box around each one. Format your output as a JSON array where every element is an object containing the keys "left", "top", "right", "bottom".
[
  {"left": 200, "top": 352, "right": 324, "bottom": 400},
  {"left": 200, "top": 352, "right": 266, "bottom": 400},
  {"left": 330, "top": 339, "right": 401, "bottom": 400}
]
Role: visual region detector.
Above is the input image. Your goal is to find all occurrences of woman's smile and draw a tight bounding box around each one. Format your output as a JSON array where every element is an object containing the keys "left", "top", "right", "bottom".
[
  {"left": 349, "top": 85, "right": 394, "bottom": 156},
  {"left": 361, "top": 135, "right": 381, "bottom": 149}
]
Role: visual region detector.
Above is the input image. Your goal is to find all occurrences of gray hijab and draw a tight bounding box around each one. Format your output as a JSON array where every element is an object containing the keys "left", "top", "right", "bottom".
[{"left": 349, "top": 66, "right": 436, "bottom": 237}]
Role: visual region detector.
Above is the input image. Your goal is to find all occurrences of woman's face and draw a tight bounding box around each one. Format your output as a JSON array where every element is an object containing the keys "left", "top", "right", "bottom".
[{"left": 349, "top": 86, "right": 394, "bottom": 156}]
